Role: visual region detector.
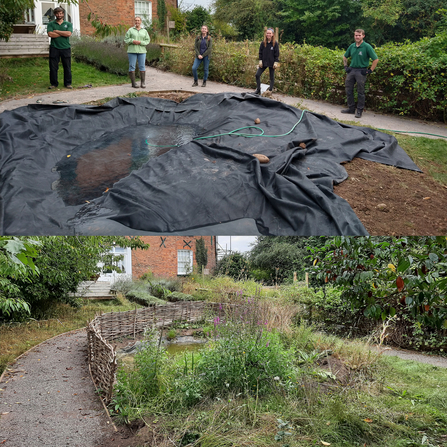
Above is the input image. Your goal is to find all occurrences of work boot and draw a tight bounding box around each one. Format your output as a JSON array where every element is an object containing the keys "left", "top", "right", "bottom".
[
  {"left": 355, "top": 109, "right": 363, "bottom": 118},
  {"left": 140, "top": 71, "right": 146, "bottom": 88},
  {"left": 254, "top": 88, "right": 260, "bottom": 94},
  {"left": 341, "top": 107, "right": 356, "bottom": 114},
  {"left": 192, "top": 80, "right": 198, "bottom": 87},
  {"left": 202, "top": 80, "right": 206, "bottom": 87},
  {"left": 129, "top": 71, "right": 139, "bottom": 88}
]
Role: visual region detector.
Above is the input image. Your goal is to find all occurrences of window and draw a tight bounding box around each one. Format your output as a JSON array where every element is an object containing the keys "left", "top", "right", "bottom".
[
  {"left": 24, "top": 9, "right": 35, "bottom": 23},
  {"left": 134, "top": 1, "right": 152, "bottom": 24},
  {"left": 178, "top": 250, "right": 193, "bottom": 275}
]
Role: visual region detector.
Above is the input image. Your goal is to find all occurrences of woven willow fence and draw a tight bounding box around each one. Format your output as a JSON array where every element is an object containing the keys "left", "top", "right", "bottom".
[{"left": 87, "top": 301, "right": 224, "bottom": 403}]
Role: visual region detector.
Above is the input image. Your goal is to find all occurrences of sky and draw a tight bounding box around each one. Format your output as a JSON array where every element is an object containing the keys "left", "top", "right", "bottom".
[
  {"left": 182, "top": 0, "right": 214, "bottom": 11},
  {"left": 216, "top": 236, "right": 258, "bottom": 255}
]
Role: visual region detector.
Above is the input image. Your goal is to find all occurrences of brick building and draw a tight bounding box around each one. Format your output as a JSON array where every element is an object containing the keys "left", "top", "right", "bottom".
[
  {"left": 132, "top": 236, "right": 218, "bottom": 278},
  {"left": 97, "top": 236, "right": 217, "bottom": 284},
  {"left": 79, "top": 0, "right": 178, "bottom": 36},
  {"left": 22, "top": 0, "right": 177, "bottom": 36}
]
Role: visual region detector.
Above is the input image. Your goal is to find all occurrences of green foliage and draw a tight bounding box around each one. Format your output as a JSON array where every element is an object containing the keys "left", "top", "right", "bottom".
[
  {"left": 185, "top": 6, "right": 212, "bottom": 34},
  {"left": 0, "top": 9, "right": 24, "bottom": 41},
  {"left": 196, "top": 300, "right": 294, "bottom": 398},
  {"left": 195, "top": 237, "right": 208, "bottom": 273},
  {"left": 215, "top": 252, "right": 251, "bottom": 280},
  {"left": 249, "top": 237, "right": 327, "bottom": 285},
  {"left": 277, "top": 0, "right": 362, "bottom": 48},
  {"left": 158, "top": 32, "right": 447, "bottom": 121},
  {"left": 308, "top": 237, "right": 447, "bottom": 330},
  {"left": 214, "top": 0, "right": 278, "bottom": 40},
  {"left": 0, "top": 237, "right": 40, "bottom": 317},
  {"left": 167, "top": 291, "right": 195, "bottom": 302},
  {"left": 0, "top": 236, "right": 148, "bottom": 321},
  {"left": 157, "top": 0, "right": 168, "bottom": 30},
  {"left": 125, "top": 289, "right": 166, "bottom": 306}
]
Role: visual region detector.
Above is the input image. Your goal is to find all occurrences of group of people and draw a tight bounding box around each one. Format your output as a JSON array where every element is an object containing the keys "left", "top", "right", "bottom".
[{"left": 47, "top": 10, "right": 378, "bottom": 118}]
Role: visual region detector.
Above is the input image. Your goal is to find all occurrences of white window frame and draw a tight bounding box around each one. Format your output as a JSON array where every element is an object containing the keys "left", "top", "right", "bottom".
[
  {"left": 177, "top": 250, "right": 193, "bottom": 276},
  {"left": 134, "top": 0, "right": 152, "bottom": 25}
]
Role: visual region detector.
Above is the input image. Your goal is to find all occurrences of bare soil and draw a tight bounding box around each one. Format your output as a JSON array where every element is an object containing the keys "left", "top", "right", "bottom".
[{"left": 141, "top": 92, "right": 447, "bottom": 236}]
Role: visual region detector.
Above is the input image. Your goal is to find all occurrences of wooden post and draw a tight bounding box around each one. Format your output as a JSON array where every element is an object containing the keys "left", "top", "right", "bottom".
[
  {"left": 305, "top": 272, "right": 309, "bottom": 288},
  {"left": 167, "top": 17, "right": 170, "bottom": 43},
  {"left": 293, "top": 271, "right": 297, "bottom": 282}
]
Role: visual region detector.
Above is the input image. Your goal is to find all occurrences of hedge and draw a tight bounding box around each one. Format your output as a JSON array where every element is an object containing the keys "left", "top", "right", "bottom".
[{"left": 157, "top": 32, "right": 447, "bottom": 122}]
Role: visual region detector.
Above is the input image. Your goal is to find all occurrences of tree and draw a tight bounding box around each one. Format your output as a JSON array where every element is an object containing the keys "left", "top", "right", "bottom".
[
  {"left": 157, "top": 0, "right": 168, "bottom": 31},
  {"left": 185, "top": 6, "right": 212, "bottom": 34},
  {"left": 195, "top": 237, "right": 208, "bottom": 273},
  {"left": 308, "top": 237, "right": 447, "bottom": 329},
  {"left": 213, "top": 0, "right": 278, "bottom": 40},
  {"left": 1, "top": 236, "right": 149, "bottom": 321},
  {"left": 215, "top": 252, "right": 251, "bottom": 280},
  {"left": 249, "top": 237, "right": 328, "bottom": 284},
  {"left": 0, "top": 237, "right": 40, "bottom": 316},
  {"left": 276, "top": 0, "right": 363, "bottom": 48},
  {"left": 361, "top": 0, "right": 403, "bottom": 45}
]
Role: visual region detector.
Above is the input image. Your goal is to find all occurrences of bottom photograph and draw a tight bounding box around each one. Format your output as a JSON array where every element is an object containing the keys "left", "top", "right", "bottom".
[{"left": 1, "top": 235, "right": 447, "bottom": 447}]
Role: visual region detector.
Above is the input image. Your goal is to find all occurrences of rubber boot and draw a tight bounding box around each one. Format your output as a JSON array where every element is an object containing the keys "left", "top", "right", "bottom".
[
  {"left": 140, "top": 71, "right": 146, "bottom": 88},
  {"left": 129, "top": 71, "right": 139, "bottom": 88}
]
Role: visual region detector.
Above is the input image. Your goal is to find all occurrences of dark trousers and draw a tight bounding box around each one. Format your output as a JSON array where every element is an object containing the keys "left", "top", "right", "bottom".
[
  {"left": 49, "top": 46, "right": 72, "bottom": 87},
  {"left": 345, "top": 68, "right": 367, "bottom": 110},
  {"left": 256, "top": 66, "right": 275, "bottom": 90}
]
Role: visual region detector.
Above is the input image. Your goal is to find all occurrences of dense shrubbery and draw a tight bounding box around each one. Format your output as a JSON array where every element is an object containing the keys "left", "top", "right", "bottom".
[{"left": 158, "top": 32, "right": 447, "bottom": 122}]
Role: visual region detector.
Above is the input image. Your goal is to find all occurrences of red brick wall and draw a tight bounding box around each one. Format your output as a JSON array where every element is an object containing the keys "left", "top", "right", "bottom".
[
  {"left": 79, "top": 0, "right": 177, "bottom": 36},
  {"left": 132, "top": 236, "right": 217, "bottom": 278}
]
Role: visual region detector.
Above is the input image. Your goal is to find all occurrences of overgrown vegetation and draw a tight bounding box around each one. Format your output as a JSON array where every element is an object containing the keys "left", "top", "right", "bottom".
[{"left": 111, "top": 293, "right": 447, "bottom": 446}]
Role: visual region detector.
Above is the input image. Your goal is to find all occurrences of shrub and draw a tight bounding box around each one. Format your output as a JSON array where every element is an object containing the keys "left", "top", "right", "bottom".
[
  {"left": 167, "top": 291, "right": 195, "bottom": 302},
  {"left": 158, "top": 32, "right": 447, "bottom": 122},
  {"left": 126, "top": 289, "right": 166, "bottom": 306}
]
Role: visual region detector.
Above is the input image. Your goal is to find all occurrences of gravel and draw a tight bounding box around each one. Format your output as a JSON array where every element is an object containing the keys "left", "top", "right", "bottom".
[{"left": 0, "top": 330, "right": 112, "bottom": 447}]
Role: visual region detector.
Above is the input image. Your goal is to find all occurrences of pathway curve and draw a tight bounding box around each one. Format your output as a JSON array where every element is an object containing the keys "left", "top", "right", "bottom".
[
  {"left": 0, "top": 67, "right": 446, "bottom": 140},
  {"left": 0, "top": 330, "right": 111, "bottom": 447}
]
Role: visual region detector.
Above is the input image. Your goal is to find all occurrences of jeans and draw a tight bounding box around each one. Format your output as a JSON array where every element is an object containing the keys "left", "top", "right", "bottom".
[
  {"left": 128, "top": 53, "right": 146, "bottom": 72},
  {"left": 192, "top": 56, "right": 210, "bottom": 81},
  {"left": 49, "top": 46, "right": 72, "bottom": 87},
  {"left": 255, "top": 66, "right": 275, "bottom": 90},
  {"left": 345, "top": 68, "right": 367, "bottom": 110}
]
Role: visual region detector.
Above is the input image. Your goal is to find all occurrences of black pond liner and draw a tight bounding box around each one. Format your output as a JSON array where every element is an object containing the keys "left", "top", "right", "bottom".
[{"left": 0, "top": 93, "right": 421, "bottom": 236}]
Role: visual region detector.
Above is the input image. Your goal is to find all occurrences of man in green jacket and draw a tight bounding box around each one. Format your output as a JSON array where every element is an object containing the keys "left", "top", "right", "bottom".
[
  {"left": 47, "top": 7, "right": 73, "bottom": 89},
  {"left": 341, "top": 29, "right": 378, "bottom": 119}
]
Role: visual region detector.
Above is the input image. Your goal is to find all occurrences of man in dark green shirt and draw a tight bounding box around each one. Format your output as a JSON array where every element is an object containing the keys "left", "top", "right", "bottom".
[
  {"left": 47, "top": 7, "right": 73, "bottom": 89},
  {"left": 341, "top": 29, "right": 378, "bottom": 118}
]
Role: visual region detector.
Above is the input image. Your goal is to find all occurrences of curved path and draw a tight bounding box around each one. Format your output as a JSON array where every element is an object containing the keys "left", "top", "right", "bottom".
[
  {"left": 1, "top": 327, "right": 447, "bottom": 446},
  {"left": 0, "top": 330, "right": 111, "bottom": 446},
  {"left": 0, "top": 66, "right": 446, "bottom": 140}
]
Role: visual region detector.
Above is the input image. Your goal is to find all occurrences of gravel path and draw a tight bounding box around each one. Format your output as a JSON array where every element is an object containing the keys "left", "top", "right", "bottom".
[{"left": 0, "top": 330, "right": 112, "bottom": 446}]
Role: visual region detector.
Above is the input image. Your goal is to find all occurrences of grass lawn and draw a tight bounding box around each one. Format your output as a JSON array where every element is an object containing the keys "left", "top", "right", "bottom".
[{"left": 0, "top": 57, "right": 126, "bottom": 101}]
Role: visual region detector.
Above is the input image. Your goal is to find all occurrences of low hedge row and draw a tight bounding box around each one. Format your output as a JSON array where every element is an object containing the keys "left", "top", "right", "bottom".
[
  {"left": 158, "top": 33, "right": 447, "bottom": 122},
  {"left": 71, "top": 36, "right": 162, "bottom": 77}
]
